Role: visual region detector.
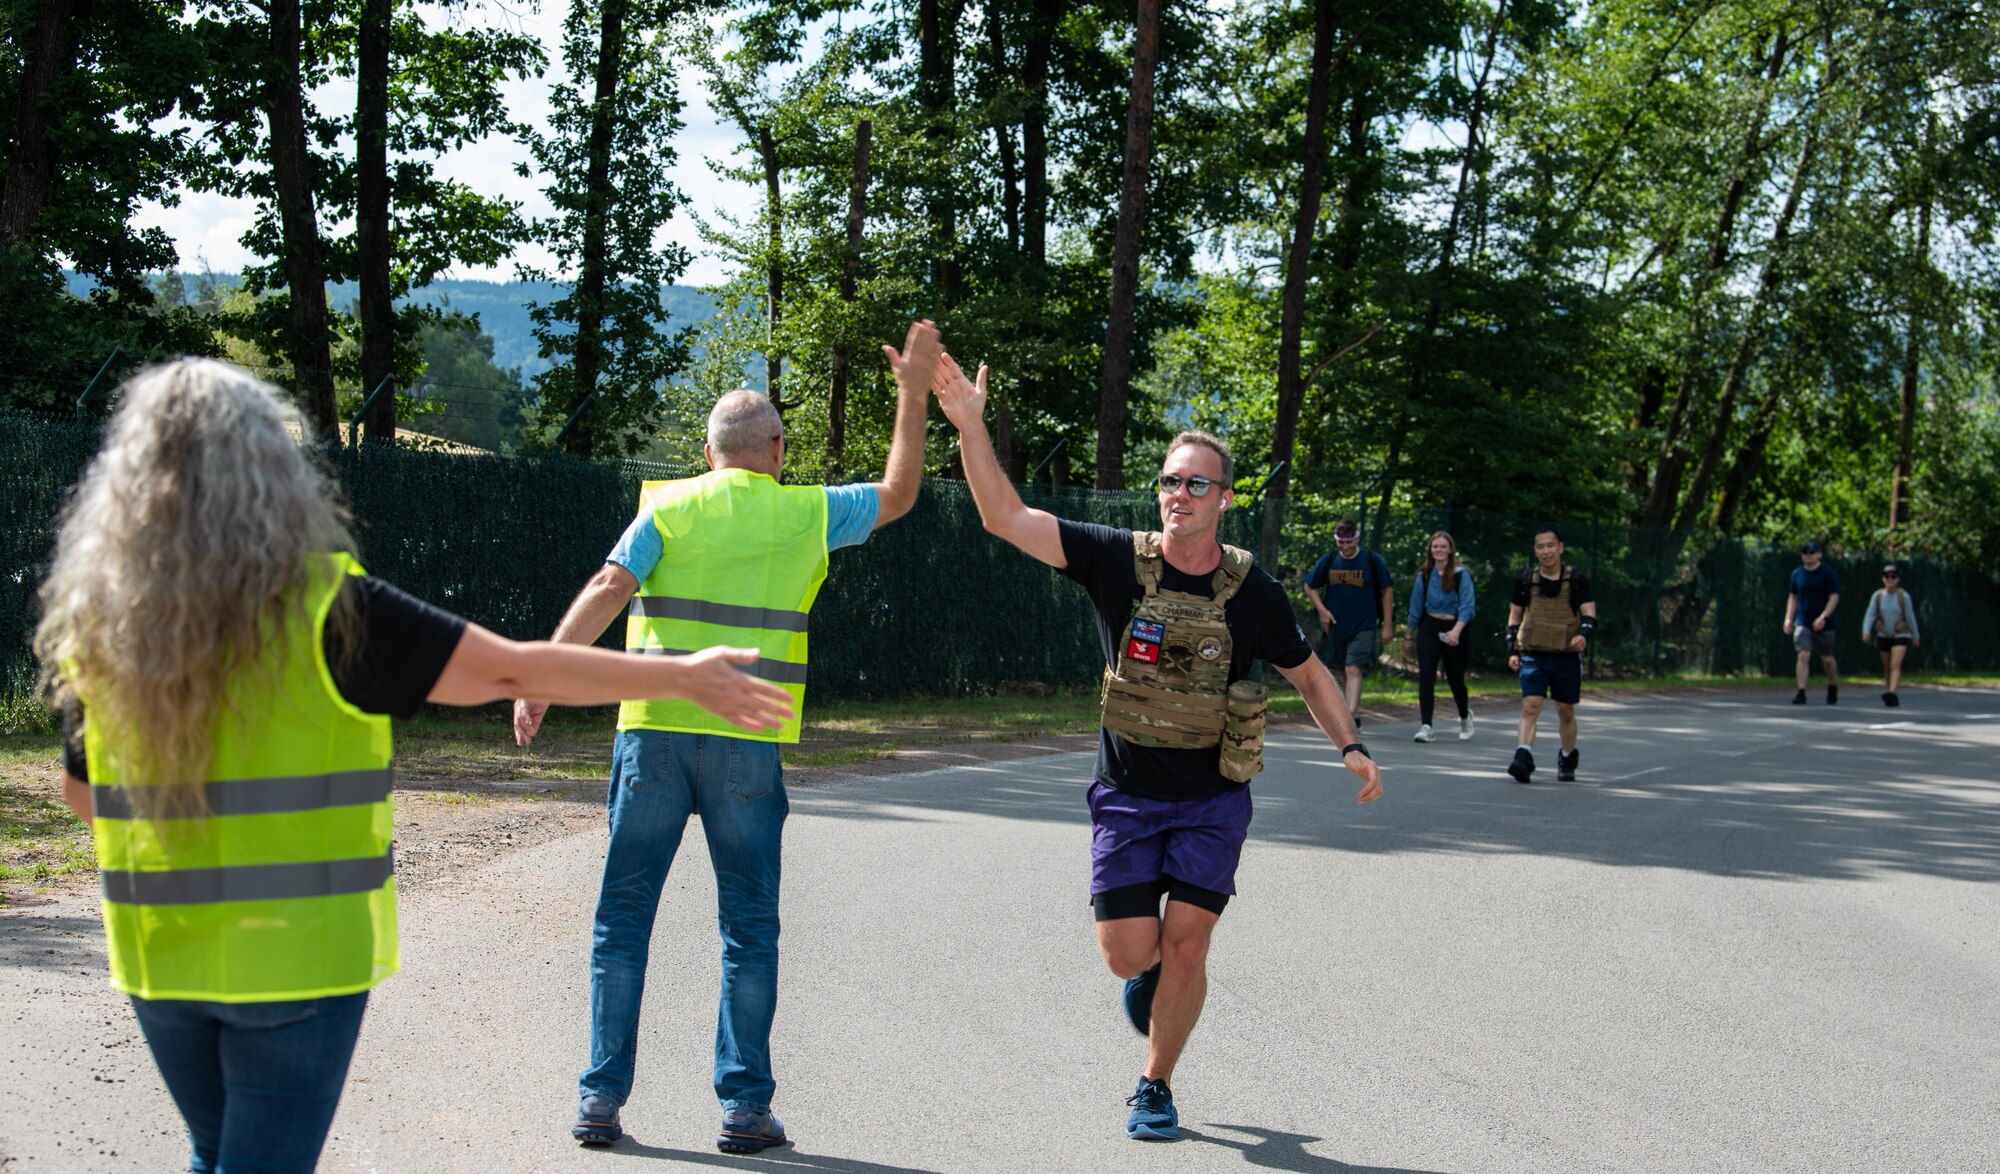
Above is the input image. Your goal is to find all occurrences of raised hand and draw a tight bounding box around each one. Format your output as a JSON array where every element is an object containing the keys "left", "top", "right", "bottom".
[
  {"left": 679, "top": 646, "right": 797, "bottom": 732},
  {"left": 882, "top": 319, "right": 943, "bottom": 394},
  {"left": 930, "top": 351, "right": 988, "bottom": 430}
]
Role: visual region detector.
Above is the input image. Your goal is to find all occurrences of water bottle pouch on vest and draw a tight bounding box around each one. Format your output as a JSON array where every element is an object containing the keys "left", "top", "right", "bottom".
[
  {"left": 1099, "top": 532, "right": 1262, "bottom": 779},
  {"left": 1219, "top": 680, "right": 1269, "bottom": 783}
]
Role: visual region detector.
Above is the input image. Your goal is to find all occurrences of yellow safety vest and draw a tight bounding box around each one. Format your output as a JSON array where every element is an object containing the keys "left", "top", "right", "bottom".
[
  {"left": 82, "top": 553, "right": 397, "bottom": 1003},
  {"left": 619, "top": 469, "right": 829, "bottom": 743}
]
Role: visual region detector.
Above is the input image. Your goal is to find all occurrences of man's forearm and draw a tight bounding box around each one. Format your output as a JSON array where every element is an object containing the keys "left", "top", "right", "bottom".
[
  {"left": 955, "top": 412, "right": 1030, "bottom": 532},
  {"left": 1297, "top": 661, "right": 1359, "bottom": 746},
  {"left": 551, "top": 569, "right": 636, "bottom": 646},
  {"left": 876, "top": 378, "right": 928, "bottom": 524}
]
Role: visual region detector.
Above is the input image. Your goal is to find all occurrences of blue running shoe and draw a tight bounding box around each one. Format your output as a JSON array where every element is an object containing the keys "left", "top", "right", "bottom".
[
  {"left": 1125, "top": 1076, "right": 1178, "bottom": 1141},
  {"left": 572, "top": 1092, "right": 622, "bottom": 1146},
  {"left": 1122, "top": 962, "right": 1161, "bottom": 1036},
  {"left": 717, "top": 1107, "right": 788, "bottom": 1154}
]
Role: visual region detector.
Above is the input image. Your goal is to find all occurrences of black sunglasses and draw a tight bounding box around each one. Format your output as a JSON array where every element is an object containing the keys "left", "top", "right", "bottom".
[
  {"left": 1156, "top": 473, "right": 1217, "bottom": 497},
  {"left": 1882, "top": 572, "right": 1900, "bottom": 579}
]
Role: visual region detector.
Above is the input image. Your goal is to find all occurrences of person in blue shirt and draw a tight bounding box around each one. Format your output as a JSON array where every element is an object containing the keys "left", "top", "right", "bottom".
[
  {"left": 514, "top": 322, "right": 942, "bottom": 1155},
  {"left": 1302, "top": 518, "right": 1394, "bottom": 720},
  {"left": 1402, "top": 531, "right": 1476, "bottom": 743},
  {"left": 1784, "top": 540, "right": 1841, "bottom": 704}
]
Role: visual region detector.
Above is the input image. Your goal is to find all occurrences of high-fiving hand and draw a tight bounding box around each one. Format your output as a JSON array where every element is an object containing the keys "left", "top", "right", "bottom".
[
  {"left": 882, "top": 320, "right": 943, "bottom": 394},
  {"left": 930, "top": 351, "right": 988, "bottom": 430}
]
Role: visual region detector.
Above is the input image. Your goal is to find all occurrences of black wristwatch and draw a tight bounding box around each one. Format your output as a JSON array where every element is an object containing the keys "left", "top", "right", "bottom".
[{"left": 1341, "top": 742, "right": 1370, "bottom": 759}]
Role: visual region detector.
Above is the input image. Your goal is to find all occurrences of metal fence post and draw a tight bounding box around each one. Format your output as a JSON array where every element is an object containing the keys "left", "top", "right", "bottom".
[
  {"left": 348, "top": 376, "right": 397, "bottom": 449},
  {"left": 77, "top": 346, "right": 125, "bottom": 421}
]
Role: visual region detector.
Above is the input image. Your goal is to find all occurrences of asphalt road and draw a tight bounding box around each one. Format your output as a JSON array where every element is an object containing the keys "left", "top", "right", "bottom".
[{"left": 5, "top": 687, "right": 1998, "bottom": 1173}]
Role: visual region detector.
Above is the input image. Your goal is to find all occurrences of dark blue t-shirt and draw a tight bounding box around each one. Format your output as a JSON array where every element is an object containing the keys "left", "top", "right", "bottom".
[
  {"left": 1306, "top": 549, "right": 1392, "bottom": 636},
  {"left": 1789, "top": 563, "right": 1841, "bottom": 622}
]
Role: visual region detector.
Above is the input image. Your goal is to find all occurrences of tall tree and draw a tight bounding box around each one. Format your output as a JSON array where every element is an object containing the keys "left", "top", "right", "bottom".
[
  {"left": 264, "top": 0, "right": 336, "bottom": 437},
  {"left": 522, "top": 0, "right": 693, "bottom": 457},
  {"left": 1095, "top": 0, "right": 1162, "bottom": 489},
  {"left": 355, "top": 0, "right": 394, "bottom": 442}
]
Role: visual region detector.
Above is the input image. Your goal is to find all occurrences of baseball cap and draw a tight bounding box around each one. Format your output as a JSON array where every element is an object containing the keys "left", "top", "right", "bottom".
[
  {"left": 1881, "top": 564, "right": 1900, "bottom": 576},
  {"left": 1800, "top": 540, "right": 1822, "bottom": 553}
]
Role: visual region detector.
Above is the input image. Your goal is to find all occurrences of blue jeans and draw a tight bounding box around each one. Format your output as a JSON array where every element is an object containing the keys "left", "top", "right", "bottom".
[
  {"left": 128, "top": 991, "right": 369, "bottom": 1174},
  {"left": 582, "top": 729, "right": 786, "bottom": 1111}
]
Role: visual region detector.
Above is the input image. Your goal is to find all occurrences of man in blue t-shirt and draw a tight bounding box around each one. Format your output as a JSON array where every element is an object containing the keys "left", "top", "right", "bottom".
[
  {"left": 514, "top": 322, "right": 943, "bottom": 1155},
  {"left": 1302, "top": 518, "right": 1394, "bottom": 719},
  {"left": 1784, "top": 539, "right": 1842, "bottom": 704}
]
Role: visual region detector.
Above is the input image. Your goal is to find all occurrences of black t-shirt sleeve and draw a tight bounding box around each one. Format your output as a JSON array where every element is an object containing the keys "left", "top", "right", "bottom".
[
  {"left": 1238, "top": 570, "right": 1312, "bottom": 670},
  {"left": 1056, "top": 519, "right": 1130, "bottom": 589},
  {"left": 60, "top": 695, "right": 86, "bottom": 781},
  {"left": 331, "top": 576, "right": 469, "bottom": 717},
  {"left": 1511, "top": 571, "right": 1532, "bottom": 609},
  {"left": 1571, "top": 572, "right": 1595, "bottom": 608}
]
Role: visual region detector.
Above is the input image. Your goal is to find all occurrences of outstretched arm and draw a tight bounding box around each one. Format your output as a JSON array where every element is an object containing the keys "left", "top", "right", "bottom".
[
  {"left": 1274, "top": 655, "right": 1382, "bottom": 804},
  {"left": 438, "top": 625, "right": 794, "bottom": 733},
  {"left": 513, "top": 563, "right": 639, "bottom": 745},
  {"left": 873, "top": 320, "right": 943, "bottom": 528},
  {"left": 931, "top": 353, "right": 1066, "bottom": 569}
]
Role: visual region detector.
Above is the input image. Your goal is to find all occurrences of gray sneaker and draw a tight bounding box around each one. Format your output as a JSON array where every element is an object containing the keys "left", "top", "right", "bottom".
[
  {"left": 1413, "top": 723, "right": 1435, "bottom": 743},
  {"left": 573, "top": 1092, "right": 622, "bottom": 1146},
  {"left": 718, "top": 1107, "right": 788, "bottom": 1154},
  {"left": 1457, "top": 712, "right": 1475, "bottom": 740}
]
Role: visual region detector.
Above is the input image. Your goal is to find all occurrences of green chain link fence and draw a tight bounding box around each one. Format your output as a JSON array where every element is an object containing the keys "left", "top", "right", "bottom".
[{"left": 5, "top": 412, "right": 1998, "bottom": 710}]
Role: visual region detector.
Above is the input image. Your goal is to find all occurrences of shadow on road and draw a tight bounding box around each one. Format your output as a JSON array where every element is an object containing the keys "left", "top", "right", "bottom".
[
  {"left": 797, "top": 693, "right": 2000, "bottom": 885},
  {"left": 604, "top": 1138, "right": 940, "bottom": 1172},
  {"left": 1181, "top": 1123, "right": 1455, "bottom": 1172},
  {"left": 0, "top": 912, "right": 103, "bottom": 970}
]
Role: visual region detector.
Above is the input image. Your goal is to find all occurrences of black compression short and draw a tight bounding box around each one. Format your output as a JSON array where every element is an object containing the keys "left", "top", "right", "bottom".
[{"left": 1091, "top": 878, "right": 1231, "bottom": 921}]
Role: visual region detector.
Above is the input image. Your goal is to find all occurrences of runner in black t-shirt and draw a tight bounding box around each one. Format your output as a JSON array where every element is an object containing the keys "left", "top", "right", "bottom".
[
  {"left": 1503, "top": 528, "right": 1598, "bottom": 783},
  {"left": 930, "top": 353, "right": 1381, "bottom": 1144}
]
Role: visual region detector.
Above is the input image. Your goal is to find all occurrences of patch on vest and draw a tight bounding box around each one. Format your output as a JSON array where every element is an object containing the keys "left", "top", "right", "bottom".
[
  {"left": 1127, "top": 619, "right": 1164, "bottom": 664},
  {"left": 1197, "top": 636, "right": 1224, "bottom": 661}
]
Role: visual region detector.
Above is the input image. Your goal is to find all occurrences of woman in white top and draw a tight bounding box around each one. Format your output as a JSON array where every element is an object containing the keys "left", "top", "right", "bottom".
[{"left": 1861, "top": 564, "right": 1921, "bottom": 706}]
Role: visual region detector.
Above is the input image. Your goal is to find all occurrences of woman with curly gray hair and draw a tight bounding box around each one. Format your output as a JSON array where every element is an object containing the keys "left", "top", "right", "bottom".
[{"left": 36, "top": 358, "right": 791, "bottom": 1173}]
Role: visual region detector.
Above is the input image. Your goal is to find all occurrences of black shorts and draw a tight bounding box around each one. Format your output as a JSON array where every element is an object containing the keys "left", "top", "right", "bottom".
[{"left": 1875, "top": 636, "right": 1913, "bottom": 652}]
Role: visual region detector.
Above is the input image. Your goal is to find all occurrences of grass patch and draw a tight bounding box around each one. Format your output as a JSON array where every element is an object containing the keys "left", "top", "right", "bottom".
[
  {"left": 0, "top": 772, "right": 92, "bottom": 902},
  {"left": 784, "top": 744, "right": 899, "bottom": 770}
]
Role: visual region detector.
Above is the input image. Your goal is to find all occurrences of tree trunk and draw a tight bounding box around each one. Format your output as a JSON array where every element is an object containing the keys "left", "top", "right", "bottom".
[
  {"left": 1258, "top": 0, "right": 1337, "bottom": 563},
  {"left": 0, "top": 0, "right": 84, "bottom": 247},
  {"left": 265, "top": 0, "right": 336, "bottom": 439},
  {"left": 1672, "top": 114, "right": 1821, "bottom": 531},
  {"left": 1094, "top": 0, "right": 1161, "bottom": 490},
  {"left": 566, "top": 0, "right": 629, "bottom": 457},
  {"left": 759, "top": 124, "right": 784, "bottom": 410},
  {"left": 1640, "top": 28, "right": 1789, "bottom": 527},
  {"left": 1890, "top": 117, "right": 1935, "bottom": 537},
  {"left": 918, "top": 0, "right": 961, "bottom": 301},
  {"left": 828, "top": 119, "right": 871, "bottom": 479},
  {"left": 987, "top": 5, "right": 1021, "bottom": 250},
  {"left": 1377, "top": 0, "right": 1505, "bottom": 534},
  {"left": 356, "top": 0, "right": 395, "bottom": 444},
  {"left": 1022, "top": 0, "right": 1054, "bottom": 270}
]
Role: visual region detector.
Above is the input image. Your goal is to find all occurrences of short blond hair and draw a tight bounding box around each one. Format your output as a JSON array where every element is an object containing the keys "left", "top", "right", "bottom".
[{"left": 1166, "top": 429, "right": 1232, "bottom": 484}]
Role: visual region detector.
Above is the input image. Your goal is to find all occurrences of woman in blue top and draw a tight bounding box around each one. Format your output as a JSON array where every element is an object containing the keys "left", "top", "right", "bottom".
[{"left": 1403, "top": 531, "right": 1476, "bottom": 742}]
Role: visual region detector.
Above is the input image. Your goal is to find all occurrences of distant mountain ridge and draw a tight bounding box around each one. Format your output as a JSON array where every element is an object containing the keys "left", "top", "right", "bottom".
[{"left": 62, "top": 273, "right": 720, "bottom": 379}]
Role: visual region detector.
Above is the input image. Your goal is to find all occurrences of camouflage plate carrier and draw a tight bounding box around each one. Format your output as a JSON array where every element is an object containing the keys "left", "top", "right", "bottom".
[
  {"left": 1515, "top": 567, "right": 1581, "bottom": 653},
  {"left": 1100, "top": 531, "right": 1270, "bottom": 783}
]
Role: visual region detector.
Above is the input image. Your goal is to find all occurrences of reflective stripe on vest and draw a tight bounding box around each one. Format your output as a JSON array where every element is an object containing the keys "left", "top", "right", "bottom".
[
  {"left": 82, "top": 553, "right": 398, "bottom": 1004},
  {"left": 619, "top": 470, "right": 829, "bottom": 743}
]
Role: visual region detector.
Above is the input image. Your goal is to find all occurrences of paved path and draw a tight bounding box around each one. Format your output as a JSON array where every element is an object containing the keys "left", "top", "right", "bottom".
[{"left": 6, "top": 688, "right": 1999, "bottom": 1172}]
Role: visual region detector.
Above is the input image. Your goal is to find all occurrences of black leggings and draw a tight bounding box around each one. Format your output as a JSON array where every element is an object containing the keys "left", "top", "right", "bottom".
[{"left": 1416, "top": 615, "right": 1471, "bottom": 725}]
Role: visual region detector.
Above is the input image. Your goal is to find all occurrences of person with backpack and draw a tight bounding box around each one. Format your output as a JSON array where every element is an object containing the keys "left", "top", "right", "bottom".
[
  {"left": 1504, "top": 528, "right": 1597, "bottom": 783},
  {"left": 1302, "top": 518, "right": 1394, "bottom": 721},
  {"left": 1403, "top": 531, "right": 1476, "bottom": 743},
  {"left": 1862, "top": 564, "right": 1921, "bottom": 706}
]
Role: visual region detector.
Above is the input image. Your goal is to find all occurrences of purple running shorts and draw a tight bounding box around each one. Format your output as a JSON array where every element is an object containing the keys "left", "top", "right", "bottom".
[{"left": 1087, "top": 780, "right": 1253, "bottom": 898}]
